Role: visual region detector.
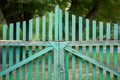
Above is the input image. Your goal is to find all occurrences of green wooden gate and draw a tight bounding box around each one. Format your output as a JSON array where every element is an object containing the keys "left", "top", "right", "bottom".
[{"left": 0, "top": 6, "right": 120, "bottom": 80}]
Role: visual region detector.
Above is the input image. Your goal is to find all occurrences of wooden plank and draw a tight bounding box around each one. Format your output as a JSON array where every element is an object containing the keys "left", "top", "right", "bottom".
[
  {"left": 72, "top": 15, "right": 76, "bottom": 80},
  {"left": 16, "top": 22, "right": 20, "bottom": 80},
  {"left": 65, "top": 47, "right": 120, "bottom": 77},
  {"left": 59, "top": 9, "right": 62, "bottom": 40},
  {"left": 9, "top": 23, "right": 14, "bottom": 80},
  {"left": 48, "top": 12, "right": 53, "bottom": 80},
  {"left": 22, "top": 21, "right": 26, "bottom": 80},
  {"left": 59, "top": 9, "right": 65, "bottom": 80},
  {"left": 54, "top": 6, "right": 59, "bottom": 80},
  {"left": 54, "top": 45, "right": 58, "bottom": 80},
  {"left": 78, "top": 17, "right": 82, "bottom": 80},
  {"left": 106, "top": 23, "right": 110, "bottom": 80},
  {"left": 86, "top": 19, "right": 89, "bottom": 41},
  {"left": 42, "top": 16, "right": 46, "bottom": 80},
  {"left": 28, "top": 19, "right": 33, "bottom": 80},
  {"left": 35, "top": 17, "right": 40, "bottom": 80},
  {"left": 113, "top": 24, "right": 118, "bottom": 80},
  {"left": 2, "top": 24, "right": 7, "bottom": 80},
  {"left": 0, "top": 41, "right": 120, "bottom": 46},
  {"left": 86, "top": 18, "right": 89, "bottom": 80},
  {"left": 92, "top": 20, "right": 96, "bottom": 80},
  {"left": 0, "top": 47, "right": 53, "bottom": 77},
  {"left": 59, "top": 44, "right": 65, "bottom": 80},
  {"left": 55, "top": 6, "right": 59, "bottom": 41},
  {"left": 65, "top": 11, "right": 69, "bottom": 80},
  {"left": 65, "top": 11, "right": 69, "bottom": 41},
  {"left": 99, "top": 22, "right": 103, "bottom": 80}
]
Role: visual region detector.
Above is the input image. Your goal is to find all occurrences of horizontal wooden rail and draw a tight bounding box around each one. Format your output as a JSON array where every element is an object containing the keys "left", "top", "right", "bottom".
[
  {"left": 68, "top": 40, "right": 120, "bottom": 46},
  {"left": 65, "top": 47, "right": 120, "bottom": 77},
  {"left": 0, "top": 40, "right": 120, "bottom": 46},
  {"left": 0, "top": 47, "right": 53, "bottom": 77},
  {"left": 0, "top": 41, "right": 51, "bottom": 46}
]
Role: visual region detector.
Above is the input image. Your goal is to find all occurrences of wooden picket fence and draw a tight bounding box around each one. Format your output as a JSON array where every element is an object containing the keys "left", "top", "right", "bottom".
[{"left": 0, "top": 6, "right": 120, "bottom": 80}]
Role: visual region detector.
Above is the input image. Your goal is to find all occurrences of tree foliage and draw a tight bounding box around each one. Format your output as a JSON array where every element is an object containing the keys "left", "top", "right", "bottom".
[{"left": 0, "top": 0, "right": 120, "bottom": 24}]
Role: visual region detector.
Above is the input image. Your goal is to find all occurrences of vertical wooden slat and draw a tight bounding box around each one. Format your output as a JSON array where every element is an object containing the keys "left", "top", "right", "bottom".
[
  {"left": 113, "top": 24, "right": 118, "bottom": 80},
  {"left": 9, "top": 23, "right": 14, "bottom": 80},
  {"left": 55, "top": 6, "right": 59, "bottom": 41},
  {"left": 48, "top": 12, "right": 53, "bottom": 80},
  {"left": 28, "top": 19, "right": 33, "bottom": 80},
  {"left": 16, "top": 22, "right": 20, "bottom": 80},
  {"left": 65, "top": 11, "right": 69, "bottom": 80},
  {"left": 106, "top": 23, "right": 110, "bottom": 80},
  {"left": 22, "top": 21, "right": 26, "bottom": 80},
  {"left": 35, "top": 17, "right": 40, "bottom": 80},
  {"left": 59, "top": 9, "right": 62, "bottom": 41},
  {"left": 72, "top": 15, "right": 76, "bottom": 80},
  {"left": 92, "top": 20, "right": 96, "bottom": 80},
  {"left": 59, "top": 9, "right": 65, "bottom": 80},
  {"left": 2, "top": 24, "right": 7, "bottom": 80},
  {"left": 54, "top": 6, "right": 59, "bottom": 80},
  {"left": 42, "top": 16, "right": 46, "bottom": 80},
  {"left": 86, "top": 19, "right": 89, "bottom": 80},
  {"left": 78, "top": 17, "right": 82, "bottom": 80},
  {"left": 99, "top": 22, "right": 103, "bottom": 80}
]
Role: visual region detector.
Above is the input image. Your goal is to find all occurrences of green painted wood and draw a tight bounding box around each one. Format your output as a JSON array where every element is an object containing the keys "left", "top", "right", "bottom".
[
  {"left": 92, "top": 20, "right": 96, "bottom": 80},
  {"left": 28, "top": 19, "right": 33, "bottom": 80},
  {"left": 65, "top": 51, "right": 69, "bottom": 80},
  {"left": 54, "top": 6, "right": 59, "bottom": 80},
  {"left": 0, "top": 47, "right": 53, "bottom": 77},
  {"left": 59, "top": 47, "right": 65, "bottom": 80},
  {"left": 42, "top": 16, "right": 46, "bottom": 41},
  {"left": 36, "top": 17, "right": 40, "bottom": 41},
  {"left": 29, "top": 19, "right": 33, "bottom": 40},
  {"left": 0, "top": 41, "right": 51, "bottom": 46},
  {"left": 2, "top": 24, "right": 7, "bottom": 80},
  {"left": 9, "top": 23, "right": 14, "bottom": 80},
  {"left": 23, "top": 21, "right": 26, "bottom": 41},
  {"left": 79, "top": 17, "right": 82, "bottom": 41},
  {"left": 86, "top": 19, "right": 89, "bottom": 41},
  {"left": 54, "top": 43, "right": 58, "bottom": 80},
  {"left": 72, "top": 15, "right": 75, "bottom": 41},
  {"left": 86, "top": 46, "right": 89, "bottom": 80},
  {"left": 99, "top": 22, "right": 103, "bottom": 40},
  {"left": 106, "top": 23, "right": 110, "bottom": 80},
  {"left": 92, "top": 46, "right": 96, "bottom": 80},
  {"left": 72, "top": 15, "right": 76, "bottom": 80},
  {"left": 65, "top": 11, "right": 69, "bottom": 41},
  {"left": 42, "top": 16, "right": 46, "bottom": 80},
  {"left": 79, "top": 46, "right": 82, "bottom": 80},
  {"left": 58, "top": 9, "right": 65, "bottom": 80},
  {"left": 35, "top": 46, "right": 39, "bottom": 80},
  {"left": 16, "top": 22, "right": 20, "bottom": 80},
  {"left": 65, "top": 47, "right": 120, "bottom": 77},
  {"left": 79, "top": 17, "right": 82, "bottom": 80},
  {"left": 99, "top": 22, "right": 103, "bottom": 80},
  {"left": 35, "top": 17, "right": 40, "bottom": 80},
  {"left": 59, "top": 9, "right": 62, "bottom": 41},
  {"left": 55, "top": 6, "right": 59, "bottom": 41},
  {"left": 42, "top": 46, "right": 45, "bottom": 80},
  {"left": 22, "top": 21, "right": 26, "bottom": 80},
  {"left": 49, "top": 12, "right": 53, "bottom": 41},
  {"left": 86, "top": 19, "right": 89, "bottom": 80},
  {"left": 22, "top": 47, "right": 26, "bottom": 80},
  {"left": 48, "top": 12, "right": 53, "bottom": 80},
  {"left": 65, "top": 11, "right": 69, "bottom": 80},
  {"left": 113, "top": 24, "right": 118, "bottom": 80},
  {"left": 1, "top": 41, "right": 120, "bottom": 46}
]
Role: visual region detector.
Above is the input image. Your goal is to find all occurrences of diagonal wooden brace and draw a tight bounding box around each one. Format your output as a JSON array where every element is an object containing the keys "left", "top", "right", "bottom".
[
  {"left": 0, "top": 47, "right": 53, "bottom": 77},
  {"left": 65, "top": 47, "right": 120, "bottom": 77}
]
